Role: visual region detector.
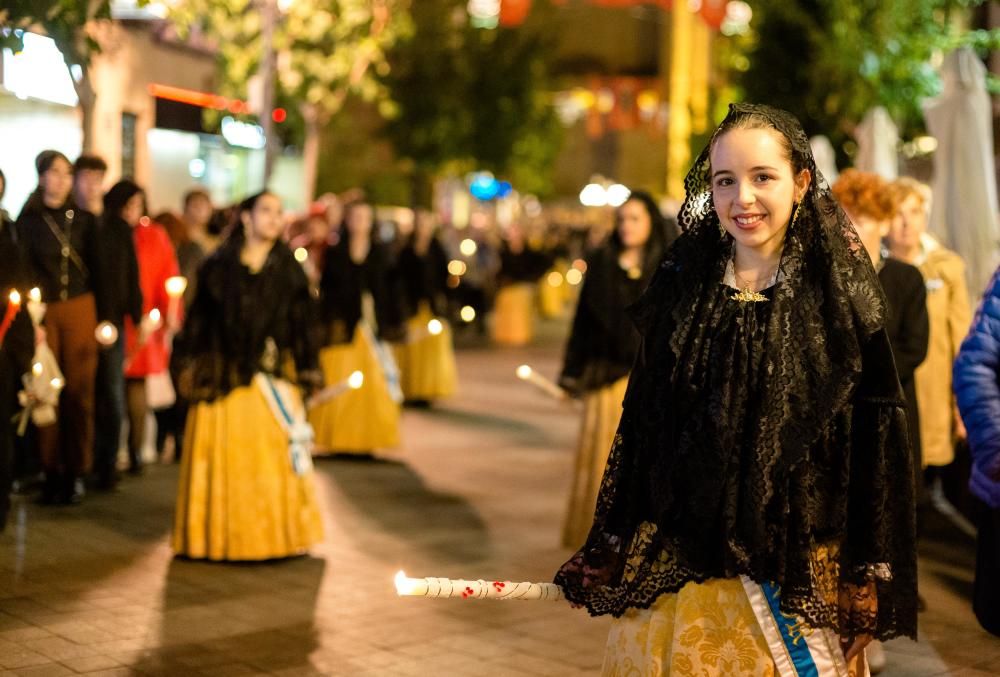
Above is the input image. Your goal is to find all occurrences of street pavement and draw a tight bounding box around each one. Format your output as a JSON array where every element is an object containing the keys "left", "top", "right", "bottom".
[{"left": 1, "top": 317, "right": 999, "bottom": 676}]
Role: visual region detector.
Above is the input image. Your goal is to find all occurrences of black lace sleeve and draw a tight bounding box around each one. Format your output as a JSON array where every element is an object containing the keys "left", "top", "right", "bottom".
[{"left": 840, "top": 327, "right": 918, "bottom": 639}]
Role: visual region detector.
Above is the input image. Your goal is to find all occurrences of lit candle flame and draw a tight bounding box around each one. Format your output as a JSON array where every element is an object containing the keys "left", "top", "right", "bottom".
[
  {"left": 348, "top": 371, "right": 364, "bottom": 390},
  {"left": 427, "top": 319, "right": 443, "bottom": 336},
  {"left": 149, "top": 308, "right": 162, "bottom": 324},
  {"left": 395, "top": 570, "right": 417, "bottom": 596},
  {"left": 9, "top": 289, "right": 21, "bottom": 305},
  {"left": 28, "top": 287, "right": 42, "bottom": 303},
  {"left": 164, "top": 276, "right": 188, "bottom": 298},
  {"left": 294, "top": 247, "right": 309, "bottom": 263},
  {"left": 50, "top": 377, "right": 63, "bottom": 390},
  {"left": 95, "top": 322, "right": 119, "bottom": 345},
  {"left": 516, "top": 364, "right": 532, "bottom": 380},
  {"left": 460, "top": 306, "right": 476, "bottom": 322},
  {"left": 32, "top": 362, "right": 43, "bottom": 376}
]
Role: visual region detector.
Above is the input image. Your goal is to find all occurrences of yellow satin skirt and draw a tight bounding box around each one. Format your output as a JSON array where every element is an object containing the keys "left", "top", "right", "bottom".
[
  {"left": 309, "top": 326, "right": 401, "bottom": 454},
  {"left": 492, "top": 283, "right": 536, "bottom": 346},
  {"left": 603, "top": 579, "right": 777, "bottom": 677},
  {"left": 562, "top": 377, "right": 629, "bottom": 548},
  {"left": 172, "top": 382, "right": 324, "bottom": 561},
  {"left": 393, "top": 304, "right": 458, "bottom": 402}
]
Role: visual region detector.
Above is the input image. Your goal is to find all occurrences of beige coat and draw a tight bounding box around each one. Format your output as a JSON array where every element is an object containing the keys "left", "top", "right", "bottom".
[{"left": 913, "top": 239, "right": 972, "bottom": 466}]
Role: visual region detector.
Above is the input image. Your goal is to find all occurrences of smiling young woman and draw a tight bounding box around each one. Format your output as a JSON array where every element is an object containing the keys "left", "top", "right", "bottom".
[{"left": 556, "top": 104, "right": 918, "bottom": 676}]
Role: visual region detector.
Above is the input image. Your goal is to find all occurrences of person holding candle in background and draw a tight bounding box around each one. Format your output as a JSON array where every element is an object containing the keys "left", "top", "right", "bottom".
[
  {"left": 311, "top": 199, "right": 405, "bottom": 456},
  {"left": 556, "top": 105, "right": 917, "bottom": 674},
  {"left": 0, "top": 168, "right": 35, "bottom": 530},
  {"left": 394, "top": 209, "right": 457, "bottom": 405},
  {"left": 104, "top": 180, "right": 180, "bottom": 476},
  {"left": 172, "top": 191, "right": 324, "bottom": 560},
  {"left": 491, "top": 222, "right": 552, "bottom": 347},
  {"left": 558, "top": 189, "right": 672, "bottom": 549},
  {"left": 17, "top": 151, "right": 107, "bottom": 505},
  {"left": 90, "top": 167, "right": 145, "bottom": 491}
]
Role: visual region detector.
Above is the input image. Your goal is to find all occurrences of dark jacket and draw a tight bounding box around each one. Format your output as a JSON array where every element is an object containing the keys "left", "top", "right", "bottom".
[
  {"left": 98, "top": 215, "right": 143, "bottom": 328},
  {"left": 879, "top": 257, "right": 930, "bottom": 470},
  {"left": 954, "top": 267, "right": 1000, "bottom": 508},
  {"left": 319, "top": 239, "right": 404, "bottom": 343},
  {"left": 397, "top": 237, "right": 450, "bottom": 318},
  {"left": 17, "top": 197, "right": 106, "bottom": 316},
  {"left": 0, "top": 215, "right": 34, "bottom": 374}
]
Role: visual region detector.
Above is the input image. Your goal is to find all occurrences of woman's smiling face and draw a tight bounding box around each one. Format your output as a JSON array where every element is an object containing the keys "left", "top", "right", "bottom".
[{"left": 710, "top": 127, "right": 810, "bottom": 256}]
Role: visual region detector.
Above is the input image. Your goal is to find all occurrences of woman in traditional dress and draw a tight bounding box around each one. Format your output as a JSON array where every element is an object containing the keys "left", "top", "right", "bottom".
[
  {"left": 172, "top": 191, "right": 324, "bottom": 561},
  {"left": 556, "top": 104, "right": 918, "bottom": 676},
  {"left": 310, "top": 199, "right": 405, "bottom": 455},
  {"left": 559, "top": 190, "right": 672, "bottom": 548},
  {"left": 491, "top": 223, "right": 551, "bottom": 346},
  {"left": 886, "top": 178, "right": 972, "bottom": 474},
  {"left": 394, "top": 209, "right": 457, "bottom": 405}
]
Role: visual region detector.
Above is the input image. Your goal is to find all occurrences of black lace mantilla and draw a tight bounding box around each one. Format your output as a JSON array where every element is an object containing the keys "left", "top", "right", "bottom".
[{"left": 555, "top": 103, "right": 918, "bottom": 642}]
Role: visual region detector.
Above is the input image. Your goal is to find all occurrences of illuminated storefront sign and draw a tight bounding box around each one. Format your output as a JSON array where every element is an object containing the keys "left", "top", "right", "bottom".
[{"left": 2, "top": 32, "right": 79, "bottom": 107}]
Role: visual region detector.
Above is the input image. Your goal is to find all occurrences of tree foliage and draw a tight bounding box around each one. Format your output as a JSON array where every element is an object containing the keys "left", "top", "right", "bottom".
[
  {"left": 381, "top": 0, "right": 563, "bottom": 198},
  {"left": 740, "top": 0, "right": 1000, "bottom": 158},
  {"left": 167, "top": 0, "right": 411, "bottom": 142}
]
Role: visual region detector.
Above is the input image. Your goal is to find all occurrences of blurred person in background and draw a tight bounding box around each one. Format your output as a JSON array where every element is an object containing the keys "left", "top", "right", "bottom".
[
  {"left": 172, "top": 191, "right": 323, "bottom": 561},
  {"left": 0, "top": 168, "right": 34, "bottom": 529},
  {"left": 17, "top": 150, "right": 106, "bottom": 504},
  {"left": 394, "top": 209, "right": 457, "bottom": 405},
  {"left": 153, "top": 211, "right": 201, "bottom": 461},
  {"left": 886, "top": 178, "right": 972, "bottom": 497},
  {"left": 954, "top": 264, "right": 1000, "bottom": 637},
  {"left": 492, "top": 222, "right": 551, "bottom": 346},
  {"left": 92, "top": 174, "right": 143, "bottom": 491},
  {"left": 72, "top": 155, "right": 107, "bottom": 222},
  {"left": 182, "top": 188, "right": 219, "bottom": 255},
  {"left": 558, "top": 190, "right": 672, "bottom": 548},
  {"left": 105, "top": 181, "right": 180, "bottom": 475},
  {"left": 311, "top": 199, "right": 405, "bottom": 456},
  {"left": 289, "top": 204, "right": 333, "bottom": 289}
]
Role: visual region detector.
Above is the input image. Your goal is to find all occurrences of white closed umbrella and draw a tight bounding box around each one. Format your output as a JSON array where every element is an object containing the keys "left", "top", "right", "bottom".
[
  {"left": 924, "top": 47, "right": 1000, "bottom": 298},
  {"left": 854, "top": 106, "right": 899, "bottom": 179}
]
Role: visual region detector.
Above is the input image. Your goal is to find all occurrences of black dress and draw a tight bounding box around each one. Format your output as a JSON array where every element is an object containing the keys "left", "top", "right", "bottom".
[
  {"left": 879, "top": 257, "right": 930, "bottom": 501},
  {"left": 397, "top": 237, "right": 450, "bottom": 319},
  {"left": 559, "top": 247, "right": 647, "bottom": 396}
]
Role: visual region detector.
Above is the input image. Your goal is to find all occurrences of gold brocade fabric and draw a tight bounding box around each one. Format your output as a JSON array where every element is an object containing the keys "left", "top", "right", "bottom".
[
  {"left": 393, "top": 302, "right": 458, "bottom": 401},
  {"left": 538, "top": 261, "right": 572, "bottom": 319},
  {"left": 562, "top": 376, "right": 629, "bottom": 548},
  {"left": 602, "top": 578, "right": 776, "bottom": 677},
  {"left": 492, "top": 283, "right": 536, "bottom": 346},
  {"left": 172, "top": 382, "right": 324, "bottom": 561},
  {"left": 309, "top": 325, "right": 401, "bottom": 454}
]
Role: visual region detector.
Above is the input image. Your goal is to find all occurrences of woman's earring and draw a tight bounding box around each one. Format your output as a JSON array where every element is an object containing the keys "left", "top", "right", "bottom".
[{"left": 791, "top": 201, "right": 802, "bottom": 227}]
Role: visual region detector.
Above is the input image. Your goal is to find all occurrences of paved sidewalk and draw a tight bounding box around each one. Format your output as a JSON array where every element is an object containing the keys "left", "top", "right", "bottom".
[{"left": 1, "top": 321, "right": 999, "bottom": 675}]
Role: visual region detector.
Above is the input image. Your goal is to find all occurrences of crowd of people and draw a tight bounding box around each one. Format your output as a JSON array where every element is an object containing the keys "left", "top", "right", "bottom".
[{"left": 2, "top": 101, "right": 1000, "bottom": 674}]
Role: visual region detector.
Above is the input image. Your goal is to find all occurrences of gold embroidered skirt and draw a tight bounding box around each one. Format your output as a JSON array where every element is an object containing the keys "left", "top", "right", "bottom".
[
  {"left": 603, "top": 578, "right": 777, "bottom": 677},
  {"left": 172, "top": 382, "right": 324, "bottom": 561},
  {"left": 538, "top": 263, "right": 570, "bottom": 319},
  {"left": 393, "top": 303, "right": 458, "bottom": 402},
  {"left": 309, "top": 325, "right": 401, "bottom": 454},
  {"left": 562, "top": 376, "right": 629, "bottom": 548},
  {"left": 492, "top": 283, "right": 536, "bottom": 346}
]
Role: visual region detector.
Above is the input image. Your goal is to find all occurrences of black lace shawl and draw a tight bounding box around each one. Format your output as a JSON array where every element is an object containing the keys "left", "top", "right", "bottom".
[
  {"left": 319, "top": 239, "right": 405, "bottom": 344},
  {"left": 555, "top": 103, "right": 918, "bottom": 642},
  {"left": 397, "top": 237, "right": 450, "bottom": 319},
  {"left": 172, "top": 237, "right": 322, "bottom": 403}
]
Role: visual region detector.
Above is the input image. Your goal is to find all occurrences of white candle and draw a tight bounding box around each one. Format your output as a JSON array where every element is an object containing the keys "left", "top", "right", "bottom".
[
  {"left": 307, "top": 371, "right": 364, "bottom": 409},
  {"left": 26, "top": 287, "right": 45, "bottom": 325},
  {"left": 164, "top": 276, "right": 187, "bottom": 329},
  {"left": 394, "top": 571, "right": 565, "bottom": 601},
  {"left": 515, "top": 364, "right": 567, "bottom": 401}
]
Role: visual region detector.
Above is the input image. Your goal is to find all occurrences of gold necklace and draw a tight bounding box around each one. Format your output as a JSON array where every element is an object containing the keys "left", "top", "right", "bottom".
[{"left": 731, "top": 264, "right": 777, "bottom": 304}]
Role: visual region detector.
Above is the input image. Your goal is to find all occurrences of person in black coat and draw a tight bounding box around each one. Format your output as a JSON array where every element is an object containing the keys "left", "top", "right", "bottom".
[
  {"left": 91, "top": 181, "right": 144, "bottom": 489},
  {"left": 0, "top": 169, "right": 35, "bottom": 530},
  {"left": 17, "top": 151, "right": 108, "bottom": 504}
]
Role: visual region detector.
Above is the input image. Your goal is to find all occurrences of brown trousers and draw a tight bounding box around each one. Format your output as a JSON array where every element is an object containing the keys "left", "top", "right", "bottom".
[{"left": 37, "top": 293, "right": 98, "bottom": 476}]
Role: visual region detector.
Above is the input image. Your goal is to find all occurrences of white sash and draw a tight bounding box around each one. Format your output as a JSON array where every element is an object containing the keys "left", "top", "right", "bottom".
[
  {"left": 254, "top": 374, "right": 314, "bottom": 476},
  {"left": 740, "top": 576, "right": 867, "bottom": 677}
]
